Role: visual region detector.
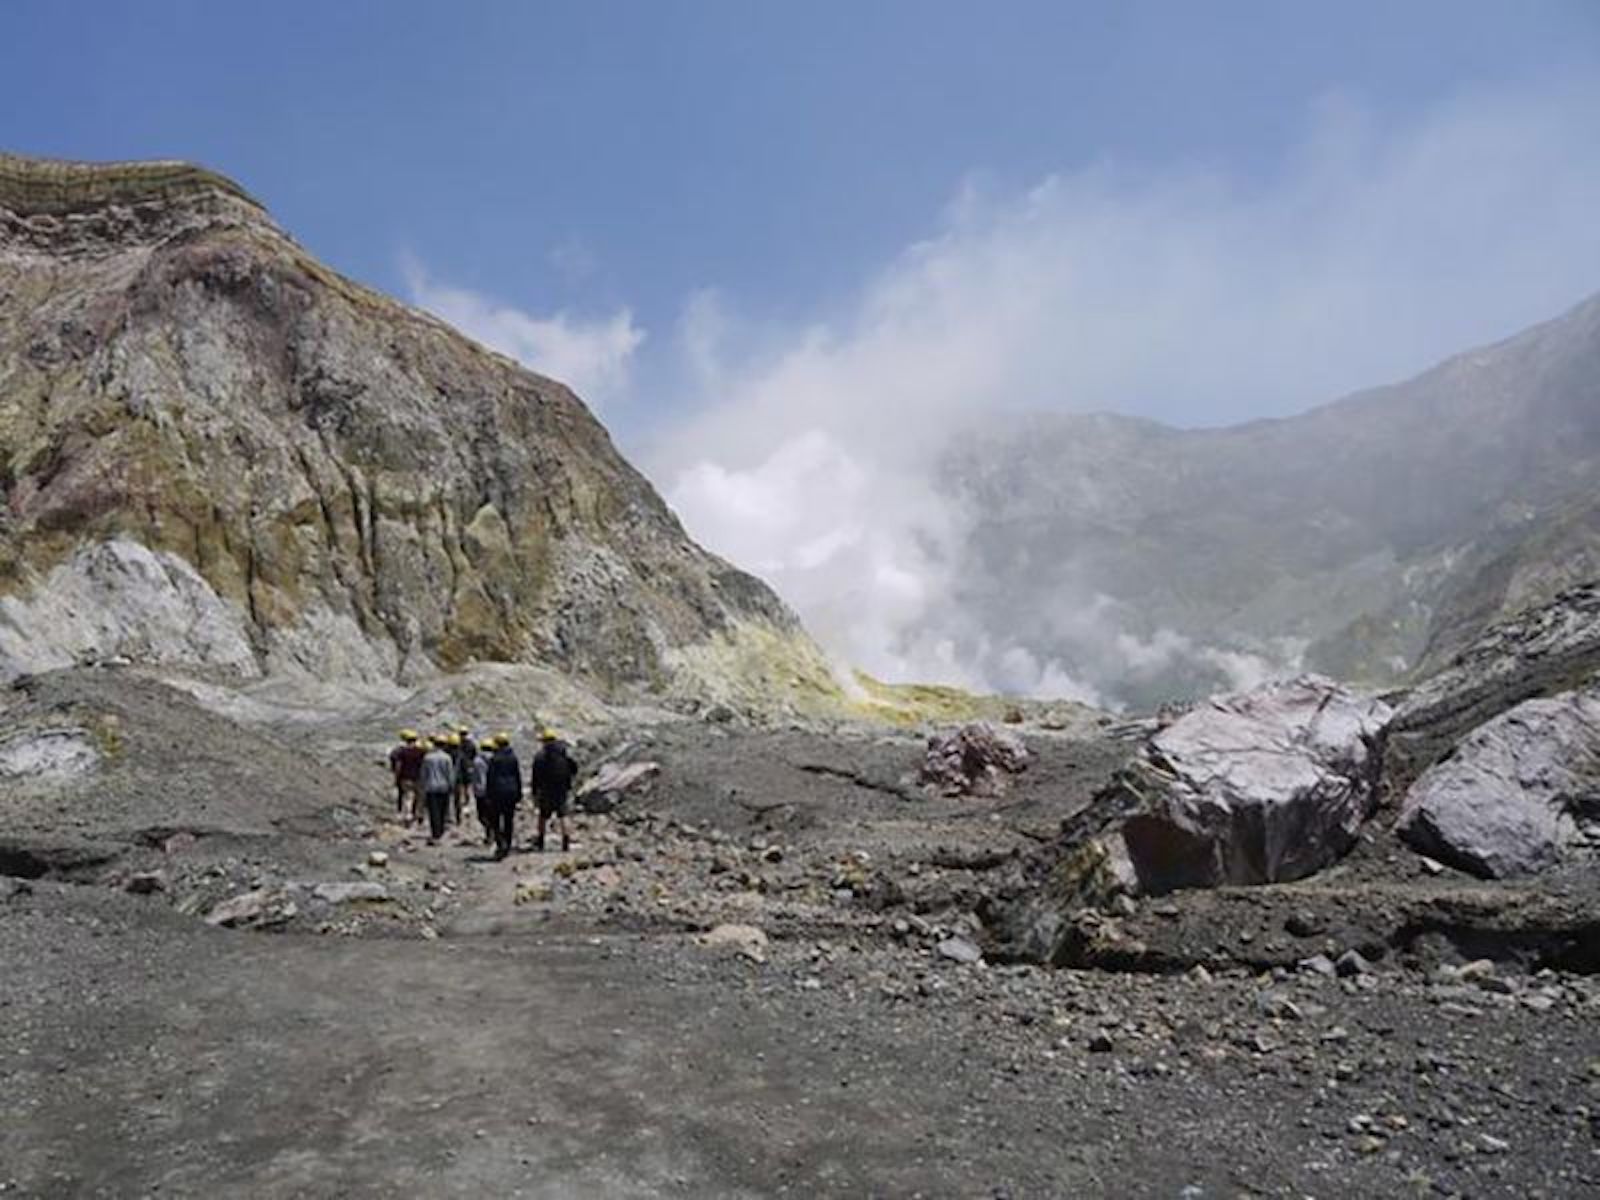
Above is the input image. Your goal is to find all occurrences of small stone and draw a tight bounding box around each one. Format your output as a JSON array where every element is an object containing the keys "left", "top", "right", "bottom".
[
  {"left": 798, "top": 976, "right": 822, "bottom": 991},
  {"left": 1088, "top": 1031, "right": 1115, "bottom": 1053},
  {"left": 936, "top": 936, "right": 984, "bottom": 965},
  {"left": 1256, "top": 991, "right": 1304, "bottom": 1021},
  {"left": 1457, "top": 959, "right": 1497, "bottom": 980},
  {"left": 1475, "top": 973, "right": 1519, "bottom": 996},
  {"left": 1284, "top": 911, "right": 1323, "bottom": 938},
  {"left": 1353, "top": 1135, "right": 1386, "bottom": 1155},
  {"left": 1419, "top": 855, "right": 1445, "bottom": 876},
  {"left": 1479, "top": 1134, "right": 1510, "bottom": 1155},
  {"left": 1298, "top": 954, "right": 1337, "bottom": 978},
  {"left": 1334, "top": 950, "right": 1372, "bottom": 978},
  {"left": 368, "top": 851, "right": 389, "bottom": 868},
  {"left": 1520, "top": 993, "right": 1556, "bottom": 1013},
  {"left": 123, "top": 870, "right": 168, "bottom": 895}
]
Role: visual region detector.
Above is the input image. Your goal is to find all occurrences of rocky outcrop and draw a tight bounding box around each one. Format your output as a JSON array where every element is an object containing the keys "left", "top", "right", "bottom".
[
  {"left": 1383, "top": 582, "right": 1600, "bottom": 795},
  {"left": 0, "top": 154, "right": 839, "bottom": 709},
  {"left": 1398, "top": 685, "right": 1600, "bottom": 878}
]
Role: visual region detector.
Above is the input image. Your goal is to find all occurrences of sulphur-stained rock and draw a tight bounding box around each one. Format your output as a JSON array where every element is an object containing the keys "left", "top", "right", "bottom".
[
  {"left": 0, "top": 152, "right": 840, "bottom": 712},
  {"left": 1398, "top": 685, "right": 1600, "bottom": 878},
  {"left": 1113, "top": 675, "right": 1391, "bottom": 892}
]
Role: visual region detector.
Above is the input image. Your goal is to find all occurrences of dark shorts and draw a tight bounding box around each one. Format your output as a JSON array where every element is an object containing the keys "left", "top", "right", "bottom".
[{"left": 537, "top": 792, "right": 569, "bottom": 819}]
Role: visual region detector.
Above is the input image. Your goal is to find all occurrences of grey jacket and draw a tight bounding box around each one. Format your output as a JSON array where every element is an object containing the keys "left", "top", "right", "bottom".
[
  {"left": 419, "top": 747, "right": 456, "bottom": 794},
  {"left": 470, "top": 754, "right": 489, "bottom": 799}
]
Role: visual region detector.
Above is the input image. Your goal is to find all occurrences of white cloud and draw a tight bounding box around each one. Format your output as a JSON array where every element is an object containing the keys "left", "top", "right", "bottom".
[
  {"left": 402, "top": 257, "right": 644, "bottom": 411},
  {"left": 652, "top": 78, "right": 1600, "bottom": 703}
]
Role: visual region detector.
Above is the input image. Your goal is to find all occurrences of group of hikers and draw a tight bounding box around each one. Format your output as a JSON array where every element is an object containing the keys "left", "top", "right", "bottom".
[{"left": 387, "top": 726, "right": 578, "bottom": 859}]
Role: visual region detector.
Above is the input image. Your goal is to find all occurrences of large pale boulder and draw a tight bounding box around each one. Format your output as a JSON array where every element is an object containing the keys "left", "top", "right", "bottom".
[
  {"left": 1397, "top": 686, "right": 1600, "bottom": 878},
  {"left": 1116, "top": 675, "right": 1391, "bottom": 892}
]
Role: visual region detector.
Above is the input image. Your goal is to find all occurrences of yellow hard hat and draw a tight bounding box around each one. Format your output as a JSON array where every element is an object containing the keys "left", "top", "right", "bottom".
[
  {"left": 457, "top": 724, "right": 470, "bottom": 734},
  {"left": 494, "top": 732, "right": 511, "bottom": 748},
  {"left": 446, "top": 733, "right": 461, "bottom": 747},
  {"left": 400, "top": 729, "right": 418, "bottom": 742},
  {"left": 539, "top": 727, "right": 558, "bottom": 742}
]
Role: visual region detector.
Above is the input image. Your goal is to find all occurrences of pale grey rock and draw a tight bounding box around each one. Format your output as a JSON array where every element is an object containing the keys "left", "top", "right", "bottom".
[
  {"left": 0, "top": 728, "right": 100, "bottom": 781},
  {"left": 205, "top": 889, "right": 294, "bottom": 928},
  {"left": 935, "top": 936, "right": 984, "bottom": 965},
  {"left": 1398, "top": 685, "right": 1600, "bottom": 878},
  {"left": 309, "top": 881, "right": 390, "bottom": 905},
  {"left": 1114, "top": 676, "right": 1391, "bottom": 892},
  {"left": 0, "top": 539, "right": 258, "bottom": 682},
  {"left": 576, "top": 760, "right": 661, "bottom": 814},
  {"left": 696, "top": 923, "right": 769, "bottom": 963}
]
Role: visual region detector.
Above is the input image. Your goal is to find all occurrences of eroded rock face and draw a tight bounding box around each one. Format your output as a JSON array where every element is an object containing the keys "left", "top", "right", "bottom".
[
  {"left": 1398, "top": 686, "right": 1600, "bottom": 878},
  {"left": 0, "top": 154, "right": 837, "bottom": 708}
]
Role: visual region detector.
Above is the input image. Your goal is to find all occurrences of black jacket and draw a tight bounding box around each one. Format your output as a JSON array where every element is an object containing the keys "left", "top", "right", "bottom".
[
  {"left": 486, "top": 747, "right": 523, "bottom": 805},
  {"left": 531, "top": 740, "right": 578, "bottom": 800}
]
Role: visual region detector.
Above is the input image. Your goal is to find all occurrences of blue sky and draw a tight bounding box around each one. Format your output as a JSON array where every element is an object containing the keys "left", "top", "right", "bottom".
[
  {"left": 6, "top": 2, "right": 1600, "bottom": 689},
  {"left": 5, "top": 3, "right": 1598, "bottom": 427}
]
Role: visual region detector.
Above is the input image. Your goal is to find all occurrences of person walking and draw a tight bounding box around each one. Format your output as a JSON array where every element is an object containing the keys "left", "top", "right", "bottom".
[
  {"left": 470, "top": 738, "right": 493, "bottom": 847},
  {"left": 452, "top": 725, "right": 476, "bottom": 826},
  {"left": 419, "top": 735, "right": 456, "bottom": 844},
  {"left": 484, "top": 732, "right": 523, "bottom": 861},
  {"left": 530, "top": 728, "right": 578, "bottom": 853},
  {"left": 391, "top": 730, "right": 425, "bottom": 825}
]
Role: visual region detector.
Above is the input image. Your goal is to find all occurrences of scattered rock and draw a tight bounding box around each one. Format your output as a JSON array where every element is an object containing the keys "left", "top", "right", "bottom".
[
  {"left": 936, "top": 936, "right": 984, "bottom": 966},
  {"left": 205, "top": 889, "right": 296, "bottom": 929},
  {"left": 919, "top": 723, "right": 1031, "bottom": 797},
  {"left": 697, "top": 923, "right": 769, "bottom": 964},
  {"left": 123, "top": 870, "right": 169, "bottom": 895},
  {"left": 1087, "top": 1030, "right": 1115, "bottom": 1053},
  {"left": 367, "top": 851, "right": 389, "bottom": 868},
  {"left": 311, "top": 881, "right": 389, "bottom": 905},
  {"left": 1335, "top": 950, "right": 1373, "bottom": 978},
  {"left": 576, "top": 761, "right": 662, "bottom": 814}
]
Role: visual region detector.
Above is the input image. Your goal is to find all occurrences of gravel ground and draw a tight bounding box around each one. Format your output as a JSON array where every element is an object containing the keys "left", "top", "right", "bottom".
[{"left": 3, "top": 667, "right": 1600, "bottom": 1197}]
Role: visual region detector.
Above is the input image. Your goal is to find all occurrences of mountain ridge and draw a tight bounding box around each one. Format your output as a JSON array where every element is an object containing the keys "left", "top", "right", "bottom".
[{"left": 0, "top": 152, "right": 845, "bottom": 716}]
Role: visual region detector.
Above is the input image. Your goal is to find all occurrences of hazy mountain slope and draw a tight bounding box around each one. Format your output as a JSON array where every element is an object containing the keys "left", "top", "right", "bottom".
[
  {"left": 0, "top": 154, "right": 841, "bottom": 710},
  {"left": 941, "top": 292, "right": 1600, "bottom": 706}
]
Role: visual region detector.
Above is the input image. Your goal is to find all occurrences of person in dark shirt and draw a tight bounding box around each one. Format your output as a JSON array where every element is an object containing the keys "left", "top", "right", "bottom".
[
  {"left": 452, "top": 725, "right": 477, "bottom": 826},
  {"left": 530, "top": 728, "right": 578, "bottom": 853},
  {"left": 484, "top": 733, "right": 523, "bottom": 861}
]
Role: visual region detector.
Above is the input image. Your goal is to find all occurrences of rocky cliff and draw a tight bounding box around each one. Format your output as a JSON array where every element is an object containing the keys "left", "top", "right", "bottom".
[{"left": 0, "top": 154, "right": 840, "bottom": 709}]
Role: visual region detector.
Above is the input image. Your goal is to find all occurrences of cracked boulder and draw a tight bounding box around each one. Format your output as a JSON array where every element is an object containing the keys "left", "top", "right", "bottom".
[
  {"left": 1112, "top": 675, "right": 1391, "bottom": 893},
  {"left": 1397, "top": 684, "right": 1600, "bottom": 878}
]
